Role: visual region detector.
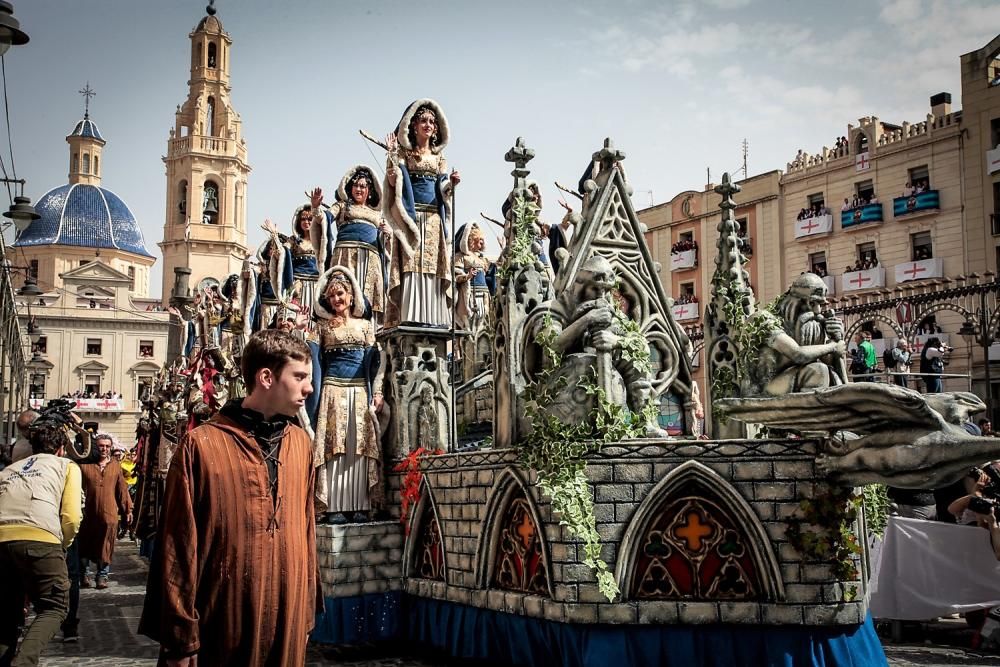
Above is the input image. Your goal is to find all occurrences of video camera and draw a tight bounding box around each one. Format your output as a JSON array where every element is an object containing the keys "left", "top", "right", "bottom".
[
  {"left": 29, "top": 398, "right": 94, "bottom": 461},
  {"left": 971, "top": 464, "right": 1000, "bottom": 498}
]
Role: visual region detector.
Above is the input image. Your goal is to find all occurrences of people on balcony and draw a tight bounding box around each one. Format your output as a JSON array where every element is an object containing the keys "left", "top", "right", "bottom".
[
  {"left": 915, "top": 247, "right": 932, "bottom": 261},
  {"left": 796, "top": 203, "right": 831, "bottom": 221},
  {"left": 847, "top": 253, "right": 879, "bottom": 272},
  {"left": 675, "top": 293, "right": 699, "bottom": 305},
  {"left": 670, "top": 238, "right": 698, "bottom": 254},
  {"left": 844, "top": 192, "right": 879, "bottom": 212}
]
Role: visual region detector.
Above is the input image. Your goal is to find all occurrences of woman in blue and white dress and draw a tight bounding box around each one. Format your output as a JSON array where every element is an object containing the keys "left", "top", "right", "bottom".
[
  {"left": 310, "top": 165, "right": 390, "bottom": 323},
  {"left": 383, "top": 99, "right": 460, "bottom": 328},
  {"left": 312, "top": 266, "right": 385, "bottom": 524}
]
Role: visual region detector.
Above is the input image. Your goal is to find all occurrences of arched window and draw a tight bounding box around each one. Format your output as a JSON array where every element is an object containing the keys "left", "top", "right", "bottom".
[
  {"left": 202, "top": 179, "right": 220, "bottom": 224},
  {"left": 93, "top": 155, "right": 99, "bottom": 176},
  {"left": 195, "top": 42, "right": 202, "bottom": 69},
  {"left": 208, "top": 42, "right": 217, "bottom": 68},
  {"left": 206, "top": 97, "right": 215, "bottom": 136},
  {"left": 82, "top": 153, "right": 90, "bottom": 174},
  {"left": 856, "top": 133, "right": 869, "bottom": 153},
  {"left": 178, "top": 180, "right": 188, "bottom": 217},
  {"left": 71, "top": 152, "right": 78, "bottom": 173}
]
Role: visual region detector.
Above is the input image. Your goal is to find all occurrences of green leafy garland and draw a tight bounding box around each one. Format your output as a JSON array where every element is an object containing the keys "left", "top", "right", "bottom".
[
  {"left": 710, "top": 277, "right": 780, "bottom": 422},
  {"left": 785, "top": 485, "right": 863, "bottom": 600},
  {"left": 517, "top": 308, "right": 652, "bottom": 602},
  {"left": 497, "top": 194, "right": 539, "bottom": 281},
  {"left": 861, "top": 484, "right": 889, "bottom": 537},
  {"left": 495, "top": 192, "right": 655, "bottom": 602}
]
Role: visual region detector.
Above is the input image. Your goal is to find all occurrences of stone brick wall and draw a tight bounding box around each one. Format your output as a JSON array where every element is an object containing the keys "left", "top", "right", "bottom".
[
  {"left": 316, "top": 522, "right": 404, "bottom": 598},
  {"left": 377, "top": 439, "right": 870, "bottom": 626}
]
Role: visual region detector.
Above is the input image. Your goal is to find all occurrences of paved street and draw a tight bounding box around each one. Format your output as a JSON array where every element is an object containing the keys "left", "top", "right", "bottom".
[{"left": 22, "top": 539, "right": 997, "bottom": 666}]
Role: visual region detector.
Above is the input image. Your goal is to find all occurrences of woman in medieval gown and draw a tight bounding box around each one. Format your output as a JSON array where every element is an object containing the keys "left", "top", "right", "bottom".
[
  {"left": 310, "top": 165, "right": 390, "bottom": 322},
  {"left": 312, "top": 266, "right": 385, "bottom": 524},
  {"left": 263, "top": 212, "right": 324, "bottom": 430},
  {"left": 383, "top": 98, "right": 460, "bottom": 327},
  {"left": 453, "top": 222, "right": 496, "bottom": 332},
  {"left": 254, "top": 238, "right": 289, "bottom": 332}
]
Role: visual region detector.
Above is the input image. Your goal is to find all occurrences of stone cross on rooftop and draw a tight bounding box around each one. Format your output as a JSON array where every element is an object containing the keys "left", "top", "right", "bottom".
[
  {"left": 714, "top": 172, "right": 741, "bottom": 213},
  {"left": 505, "top": 137, "right": 535, "bottom": 190},
  {"left": 593, "top": 137, "right": 626, "bottom": 171}
]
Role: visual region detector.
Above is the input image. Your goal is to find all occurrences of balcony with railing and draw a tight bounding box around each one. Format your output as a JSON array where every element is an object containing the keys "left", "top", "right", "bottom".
[
  {"left": 670, "top": 248, "right": 697, "bottom": 271},
  {"left": 840, "top": 203, "right": 884, "bottom": 229},
  {"left": 671, "top": 301, "right": 700, "bottom": 322},
  {"left": 893, "top": 257, "right": 943, "bottom": 283},
  {"left": 892, "top": 190, "right": 940, "bottom": 218},
  {"left": 168, "top": 134, "right": 247, "bottom": 161},
  {"left": 988, "top": 145, "right": 1000, "bottom": 175},
  {"left": 841, "top": 267, "right": 885, "bottom": 292},
  {"left": 794, "top": 213, "right": 833, "bottom": 239}
]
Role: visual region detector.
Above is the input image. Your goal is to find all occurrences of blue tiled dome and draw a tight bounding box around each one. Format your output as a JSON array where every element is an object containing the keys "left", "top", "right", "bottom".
[
  {"left": 13, "top": 183, "right": 153, "bottom": 258},
  {"left": 68, "top": 117, "right": 104, "bottom": 142}
]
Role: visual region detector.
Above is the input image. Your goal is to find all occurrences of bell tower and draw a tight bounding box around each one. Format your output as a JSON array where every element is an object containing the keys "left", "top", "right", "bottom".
[{"left": 158, "top": 1, "right": 250, "bottom": 304}]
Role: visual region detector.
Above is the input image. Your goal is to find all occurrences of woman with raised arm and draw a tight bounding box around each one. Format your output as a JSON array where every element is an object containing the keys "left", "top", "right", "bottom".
[
  {"left": 312, "top": 266, "right": 385, "bottom": 524},
  {"left": 383, "top": 99, "right": 460, "bottom": 327},
  {"left": 310, "top": 165, "right": 390, "bottom": 323}
]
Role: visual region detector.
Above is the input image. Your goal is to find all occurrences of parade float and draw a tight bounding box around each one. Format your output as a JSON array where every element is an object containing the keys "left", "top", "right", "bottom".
[{"left": 131, "top": 112, "right": 1000, "bottom": 665}]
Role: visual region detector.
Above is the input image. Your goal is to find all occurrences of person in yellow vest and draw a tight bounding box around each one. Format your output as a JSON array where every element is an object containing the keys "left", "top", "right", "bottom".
[{"left": 0, "top": 421, "right": 83, "bottom": 666}]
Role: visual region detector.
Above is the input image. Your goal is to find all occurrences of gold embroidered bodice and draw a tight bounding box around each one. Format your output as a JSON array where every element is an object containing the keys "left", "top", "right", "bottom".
[
  {"left": 319, "top": 317, "right": 375, "bottom": 350},
  {"left": 404, "top": 151, "right": 447, "bottom": 177}
]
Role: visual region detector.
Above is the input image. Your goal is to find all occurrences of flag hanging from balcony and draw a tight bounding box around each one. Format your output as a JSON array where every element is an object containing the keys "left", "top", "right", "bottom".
[{"left": 855, "top": 151, "right": 871, "bottom": 172}]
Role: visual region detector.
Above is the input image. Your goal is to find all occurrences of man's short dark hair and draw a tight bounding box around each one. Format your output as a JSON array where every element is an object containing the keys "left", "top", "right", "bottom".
[
  {"left": 29, "top": 422, "right": 71, "bottom": 455},
  {"left": 242, "top": 329, "right": 311, "bottom": 393}
]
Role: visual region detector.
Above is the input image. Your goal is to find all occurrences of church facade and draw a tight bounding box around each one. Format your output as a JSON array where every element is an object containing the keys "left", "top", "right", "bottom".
[{"left": 13, "top": 111, "right": 170, "bottom": 443}]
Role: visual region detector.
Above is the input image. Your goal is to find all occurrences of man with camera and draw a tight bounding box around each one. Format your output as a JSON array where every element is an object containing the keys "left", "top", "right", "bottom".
[
  {"left": 0, "top": 418, "right": 83, "bottom": 666},
  {"left": 948, "top": 463, "right": 1000, "bottom": 559},
  {"left": 920, "top": 337, "right": 951, "bottom": 393}
]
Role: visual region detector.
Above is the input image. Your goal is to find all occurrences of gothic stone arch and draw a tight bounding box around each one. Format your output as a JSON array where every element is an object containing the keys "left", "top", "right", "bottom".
[
  {"left": 403, "top": 478, "right": 446, "bottom": 582},
  {"left": 474, "top": 466, "right": 553, "bottom": 597},
  {"left": 615, "top": 460, "right": 784, "bottom": 602}
]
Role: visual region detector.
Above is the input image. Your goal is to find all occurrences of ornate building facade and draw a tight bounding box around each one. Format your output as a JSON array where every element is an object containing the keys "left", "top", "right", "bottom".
[
  {"left": 13, "top": 112, "right": 170, "bottom": 442},
  {"left": 158, "top": 7, "right": 250, "bottom": 303}
]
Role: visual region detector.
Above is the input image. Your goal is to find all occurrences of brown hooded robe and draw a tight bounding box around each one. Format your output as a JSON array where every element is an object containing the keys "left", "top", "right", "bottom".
[
  {"left": 78, "top": 460, "right": 132, "bottom": 564},
  {"left": 139, "top": 414, "right": 317, "bottom": 666}
]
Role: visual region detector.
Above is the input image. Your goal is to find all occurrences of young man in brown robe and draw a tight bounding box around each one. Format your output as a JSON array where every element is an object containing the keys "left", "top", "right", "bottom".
[
  {"left": 77, "top": 434, "right": 132, "bottom": 589},
  {"left": 139, "top": 330, "right": 318, "bottom": 666}
]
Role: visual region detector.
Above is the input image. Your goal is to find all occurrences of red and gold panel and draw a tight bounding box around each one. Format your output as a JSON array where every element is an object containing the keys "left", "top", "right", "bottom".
[
  {"left": 632, "top": 481, "right": 760, "bottom": 600},
  {"left": 413, "top": 503, "right": 445, "bottom": 581},
  {"left": 492, "top": 496, "right": 549, "bottom": 596}
]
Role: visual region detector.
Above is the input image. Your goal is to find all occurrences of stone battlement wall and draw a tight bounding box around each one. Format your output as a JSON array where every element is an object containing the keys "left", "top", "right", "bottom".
[{"left": 368, "top": 439, "right": 869, "bottom": 626}]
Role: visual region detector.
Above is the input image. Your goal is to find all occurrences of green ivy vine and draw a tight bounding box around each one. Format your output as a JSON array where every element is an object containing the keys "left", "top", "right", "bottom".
[
  {"left": 861, "top": 484, "right": 889, "bottom": 537},
  {"left": 785, "top": 485, "right": 863, "bottom": 600},
  {"left": 516, "top": 304, "right": 653, "bottom": 603},
  {"left": 498, "top": 194, "right": 539, "bottom": 281},
  {"left": 710, "top": 277, "right": 779, "bottom": 422}
]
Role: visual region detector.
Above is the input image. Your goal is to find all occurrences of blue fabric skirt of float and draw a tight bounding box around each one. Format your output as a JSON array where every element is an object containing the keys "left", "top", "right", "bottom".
[{"left": 311, "top": 594, "right": 886, "bottom": 667}]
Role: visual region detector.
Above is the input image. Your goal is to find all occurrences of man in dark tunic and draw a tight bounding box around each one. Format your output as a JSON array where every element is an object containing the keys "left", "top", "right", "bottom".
[{"left": 140, "top": 330, "right": 318, "bottom": 666}]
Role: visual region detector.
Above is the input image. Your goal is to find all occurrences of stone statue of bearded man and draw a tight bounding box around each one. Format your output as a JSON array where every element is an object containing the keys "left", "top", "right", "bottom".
[{"left": 751, "top": 273, "right": 847, "bottom": 396}]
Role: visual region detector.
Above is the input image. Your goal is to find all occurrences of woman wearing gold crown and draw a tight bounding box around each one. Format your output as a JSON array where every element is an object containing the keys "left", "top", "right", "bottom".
[
  {"left": 312, "top": 266, "right": 384, "bottom": 524},
  {"left": 309, "top": 165, "right": 389, "bottom": 323},
  {"left": 383, "top": 99, "right": 460, "bottom": 328}
]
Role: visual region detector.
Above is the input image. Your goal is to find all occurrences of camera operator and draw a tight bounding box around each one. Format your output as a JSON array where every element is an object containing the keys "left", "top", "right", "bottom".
[
  {"left": 920, "top": 337, "right": 951, "bottom": 393},
  {"left": 0, "top": 419, "right": 83, "bottom": 665},
  {"left": 9, "top": 410, "right": 39, "bottom": 464},
  {"left": 947, "top": 464, "right": 1000, "bottom": 558}
]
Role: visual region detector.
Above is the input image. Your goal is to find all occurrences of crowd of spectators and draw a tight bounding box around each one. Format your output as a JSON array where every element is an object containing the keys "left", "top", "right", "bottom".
[
  {"left": 796, "top": 203, "right": 832, "bottom": 220},
  {"left": 670, "top": 238, "right": 697, "bottom": 254},
  {"left": 675, "top": 293, "right": 699, "bottom": 305},
  {"left": 902, "top": 180, "right": 931, "bottom": 197},
  {"left": 841, "top": 192, "right": 879, "bottom": 211},
  {"left": 60, "top": 390, "right": 122, "bottom": 400},
  {"left": 846, "top": 252, "right": 879, "bottom": 272}
]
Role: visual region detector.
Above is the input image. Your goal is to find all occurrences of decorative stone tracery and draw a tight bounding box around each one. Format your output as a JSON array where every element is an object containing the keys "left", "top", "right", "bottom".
[
  {"left": 492, "top": 496, "right": 549, "bottom": 595},
  {"left": 404, "top": 484, "right": 446, "bottom": 582},
  {"left": 616, "top": 460, "right": 784, "bottom": 603}
]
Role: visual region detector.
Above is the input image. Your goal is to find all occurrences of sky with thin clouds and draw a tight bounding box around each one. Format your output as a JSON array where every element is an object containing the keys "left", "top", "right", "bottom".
[{"left": 4, "top": 0, "right": 999, "bottom": 296}]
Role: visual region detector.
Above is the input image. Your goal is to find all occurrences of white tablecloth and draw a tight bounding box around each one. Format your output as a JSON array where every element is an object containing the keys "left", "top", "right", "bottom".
[{"left": 869, "top": 516, "right": 1000, "bottom": 620}]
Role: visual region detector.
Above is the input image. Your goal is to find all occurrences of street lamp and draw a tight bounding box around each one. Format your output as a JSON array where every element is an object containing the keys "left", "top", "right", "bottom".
[
  {"left": 3, "top": 194, "right": 39, "bottom": 233},
  {"left": 959, "top": 286, "right": 996, "bottom": 423},
  {"left": 16, "top": 276, "right": 41, "bottom": 298},
  {"left": 0, "top": 1, "right": 28, "bottom": 57}
]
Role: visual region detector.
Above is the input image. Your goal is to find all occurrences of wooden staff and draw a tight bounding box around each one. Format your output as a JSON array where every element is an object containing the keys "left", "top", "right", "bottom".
[{"left": 555, "top": 181, "right": 584, "bottom": 201}]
